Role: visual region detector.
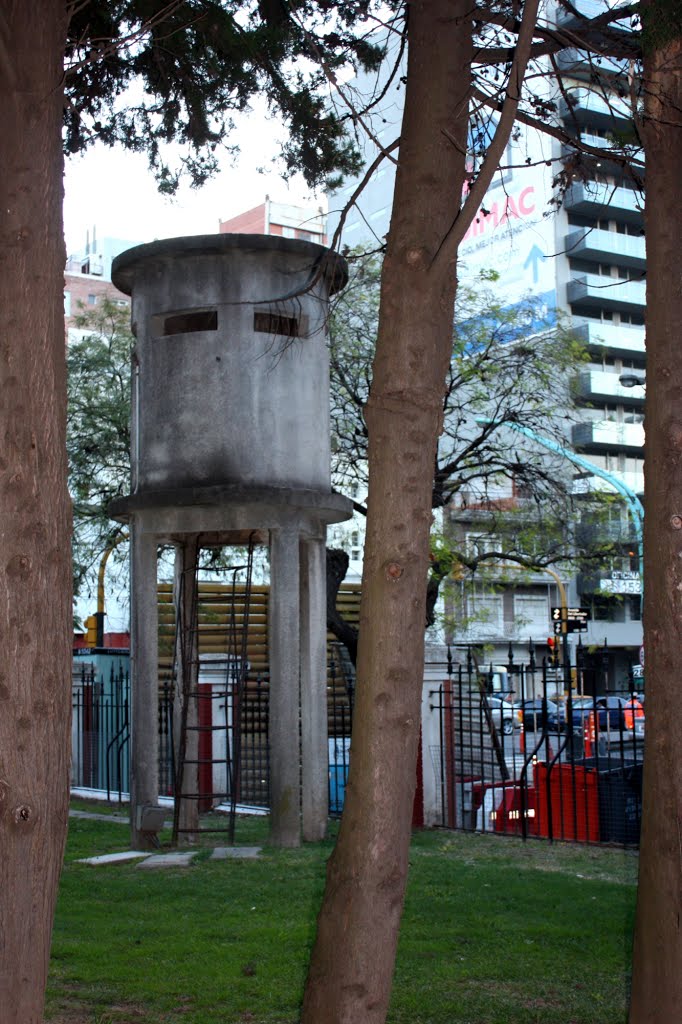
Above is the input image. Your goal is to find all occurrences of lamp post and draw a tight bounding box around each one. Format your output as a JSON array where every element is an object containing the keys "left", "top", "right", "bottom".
[{"left": 475, "top": 416, "right": 644, "bottom": 595}]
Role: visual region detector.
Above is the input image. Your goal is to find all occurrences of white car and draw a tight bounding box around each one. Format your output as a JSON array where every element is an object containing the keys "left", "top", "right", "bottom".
[{"left": 486, "top": 696, "right": 517, "bottom": 736}]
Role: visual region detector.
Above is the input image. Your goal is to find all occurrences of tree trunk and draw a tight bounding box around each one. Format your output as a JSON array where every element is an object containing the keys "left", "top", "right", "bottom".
[
  {"left": 326, "top": 547, "right": 358, "bottom": 664},
  {"left": 629, "top": 14, "right": 682, "bottom": 1021},
  {"left": 0, "top": 5, "right": 71, "bottom": 1022},
  {"left": 301, "top": 3, "right": 473, "bottom": 1020}
]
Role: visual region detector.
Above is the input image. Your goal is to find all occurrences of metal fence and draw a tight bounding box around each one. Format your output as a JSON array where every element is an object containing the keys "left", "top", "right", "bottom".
[
  {"left": 430, "top": 648, "right": 644, "bottom": 846},
  {"left": 71, "top": 645, "right": 354, "bottom": 814},
  {"left": 71, "top": 643, "right": 643, "bottom": 846},
  {"left": 72, "top": 663, "right": 130, "bottom": 800}
]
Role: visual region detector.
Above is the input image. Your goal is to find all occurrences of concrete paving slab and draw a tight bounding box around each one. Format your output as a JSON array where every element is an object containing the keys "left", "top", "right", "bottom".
[
  {"left": 210, "top": 846, "right": 262, "bottom": 860},
  {"left": 77, "top": 851, "right": 151, "bottom": 865},
  {"left": 136, "top": 851, "right": 197, "bottom": 869},
  {"left": 70, "top": 809, "right": 129, "bottom": 824}
]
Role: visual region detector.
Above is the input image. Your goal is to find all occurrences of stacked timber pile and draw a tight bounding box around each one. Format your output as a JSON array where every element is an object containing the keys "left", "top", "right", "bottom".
[{"left": 156, "top": 579, "right": 361, "bottom": 733}]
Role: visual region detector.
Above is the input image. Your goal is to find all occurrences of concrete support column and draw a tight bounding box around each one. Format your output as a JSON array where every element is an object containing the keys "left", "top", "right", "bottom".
[
  {"left": 130, "top": 524, "right": 159, "bottom": 849},
  {"left": 300, "top": 533, "right": 329, "bottom": 841},
  {"left": 173, "top": 537, "right": 200, "bottom": 838},
  {"left": 269, "top": 527, "right": 301, "bottom": 847}
]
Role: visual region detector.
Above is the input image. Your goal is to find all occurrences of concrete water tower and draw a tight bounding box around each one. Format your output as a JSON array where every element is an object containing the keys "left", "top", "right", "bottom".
[{"left": 109, "top": 234, "right": 352, "bottom": 848}]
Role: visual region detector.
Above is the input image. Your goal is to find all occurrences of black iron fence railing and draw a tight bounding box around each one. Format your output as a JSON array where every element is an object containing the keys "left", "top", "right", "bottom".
[
  {"left": 430, "top": 648, "right": 644, "bottom": 846},
  {"left": 71, "top": 643, "right": 644, "bottom": 847},
  {"left": 72, "top": 663, "right": 130, "bottom": 801},
  {"left": 72, "top": 667, "right": 272, "bottom": 808}
]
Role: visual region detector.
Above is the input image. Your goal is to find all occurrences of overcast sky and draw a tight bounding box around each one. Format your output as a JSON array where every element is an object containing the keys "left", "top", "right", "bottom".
[{"left": 62, "top": 99, "right": 321, "bottom": 256}]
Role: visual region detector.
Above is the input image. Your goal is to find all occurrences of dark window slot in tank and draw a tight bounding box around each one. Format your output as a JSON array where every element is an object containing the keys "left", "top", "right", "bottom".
[
  {"left": 254, "top": 311, "right": 300, "bottom": 338},
  {"left": 159, "top": 309, "right": 218, "bottom": 336}
]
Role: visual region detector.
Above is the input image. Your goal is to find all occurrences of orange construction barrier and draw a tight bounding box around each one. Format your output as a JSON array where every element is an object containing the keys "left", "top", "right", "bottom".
[{"left": 584, "top": 712, "right": 596, "bottom": 757}]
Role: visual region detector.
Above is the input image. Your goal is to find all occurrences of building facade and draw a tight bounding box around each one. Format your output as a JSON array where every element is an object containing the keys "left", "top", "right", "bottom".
[
  {"left": 219, "top": 197, "right": 327, "bottom": 245},
  {"left": 326, "top": 5, "right": 644, "bottom": 689},
  {"left": 65, "top": 231, "right": 134, "bottom": 337}
]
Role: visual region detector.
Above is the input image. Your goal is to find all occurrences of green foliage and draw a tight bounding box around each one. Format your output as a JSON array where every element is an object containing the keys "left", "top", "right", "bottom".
[
  {"left": 67, "top": 299, "right": 133, "bottom": 601},
  {"left": 329, "top": 252, "right": 631, "bottom": 640},
  {"left": 63, "top": 1, "right": 398, "bottom": 191},
  {"left": 641, "top": 0, "right": 682, "bottom": 55},
  {"left": 329, "top": 252, "right": 590, "bottom": 513}
]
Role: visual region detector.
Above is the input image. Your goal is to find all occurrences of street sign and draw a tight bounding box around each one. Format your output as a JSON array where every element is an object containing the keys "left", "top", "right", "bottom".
[{"left": 551, "top": 606, "right": 590, "bottom": 634}]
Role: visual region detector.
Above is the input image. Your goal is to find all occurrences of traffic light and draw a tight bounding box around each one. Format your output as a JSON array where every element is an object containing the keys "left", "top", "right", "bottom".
[{"left": 546, "top": 636, "right": 559, "bottom": 666}]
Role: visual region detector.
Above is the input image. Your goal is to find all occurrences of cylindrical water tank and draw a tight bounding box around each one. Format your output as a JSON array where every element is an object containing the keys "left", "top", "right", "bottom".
[{"left": 112, "top": 234, "right": 347, "bottom": 495}]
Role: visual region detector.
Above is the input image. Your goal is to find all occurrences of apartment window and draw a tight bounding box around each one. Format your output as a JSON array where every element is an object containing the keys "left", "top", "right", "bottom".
[
  {"left": 513, "top": 594, "right": 550, "bottom": 635},
  {"left": 466, "top": 593, "right": 504, "bottom": 639},
  {"left": 466, "top": 533, "right": 500, "bottom": 558},
  {"left": 87, "top": 293, "right": 97, "bottom": 306}
]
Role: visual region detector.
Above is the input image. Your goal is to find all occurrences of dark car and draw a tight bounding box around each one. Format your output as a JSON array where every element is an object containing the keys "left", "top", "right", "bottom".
[
  {"left": 567, "top": 696, "right": 597, "bottom": 731},
  {"left": 516, "top": 698, "right": 565, "bottom": 733},
  {"left": 569, "top": 695, "right": 645, "bottom": 736}
]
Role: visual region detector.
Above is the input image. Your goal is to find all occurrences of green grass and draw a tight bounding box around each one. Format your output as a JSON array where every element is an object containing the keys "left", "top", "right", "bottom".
[{"left": 47, "top": 804, "right": 636, "bottom": 1024}]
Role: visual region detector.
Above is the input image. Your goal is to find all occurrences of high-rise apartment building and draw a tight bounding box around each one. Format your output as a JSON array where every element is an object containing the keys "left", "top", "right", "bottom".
[{"left": 326, "top": 5, "right": 644, "bottom": 686}]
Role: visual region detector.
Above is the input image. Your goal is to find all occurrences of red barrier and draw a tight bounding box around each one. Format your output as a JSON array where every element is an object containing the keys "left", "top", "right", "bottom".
[{"left": 534, "top": 762, "right": 600, "bottom": 842}]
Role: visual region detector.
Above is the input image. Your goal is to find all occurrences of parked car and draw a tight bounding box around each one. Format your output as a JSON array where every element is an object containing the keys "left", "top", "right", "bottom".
[
  {"left": 516, "top": 698, "right": 565, "bottom": 733},
  {"left": 567, "top": 696, "right": 596, "bottom": 731},
  {"left": 568, "top": 695, "right": 645, "bottom": 737},
  {"left": 486, "top": 696, "right": 517, "bottom": 736}
]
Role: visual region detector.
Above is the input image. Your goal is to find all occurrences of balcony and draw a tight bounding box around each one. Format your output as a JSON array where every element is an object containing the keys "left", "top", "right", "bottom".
[
  {"left": 555, "top": 0, "right": 636, "bottom": 33},
  {"left": 578, "top": 570, "right": 641, "bottom": 596},
  {"left": 567, "top": 273, "right": 646, "bottom": 314},
  {"left": 564, "top": 181, "right": 643, "bottom": 225},
  {"left": 560, "top": 89, "right": 635, "bottom": 132},
  {"left": 566, "top": 228, "right": 645, "bottom": 271},
  {"left": 571, "top": 319, "right": 645, "bottom": 357},
  {"left": 561, "top": 137, "right": 644, "bottom": 177},
  {"left": 576, "top": 369, "right": 646, "bottom": 404},
  {"left": 576, "top": 517, "right": 638, "bottom": 546},
  {"left": 572, "top": 419, "right": 644, "bottom": 453},
  {"left": 572, "top": 470, "right": 644, "bottom": 499},
  {"left": 554, "top": 49, "right": 632, "bottom": 81}
]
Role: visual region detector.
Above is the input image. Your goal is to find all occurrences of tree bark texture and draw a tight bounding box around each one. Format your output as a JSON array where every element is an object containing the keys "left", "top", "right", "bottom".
[
  {"left": 0, "top": 4, "right": 71, "bottom": 1022},
  {"left": 630, "top": 15, "right": 682, "bottom": 1022},
  {"left": 301, "top": 3, "right": 473, "bottom": 1020}
]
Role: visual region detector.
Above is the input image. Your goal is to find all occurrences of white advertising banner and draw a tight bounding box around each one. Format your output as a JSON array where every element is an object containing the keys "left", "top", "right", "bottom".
[{"left": 458, "top": 118, "right": 558, "bottom": 316}]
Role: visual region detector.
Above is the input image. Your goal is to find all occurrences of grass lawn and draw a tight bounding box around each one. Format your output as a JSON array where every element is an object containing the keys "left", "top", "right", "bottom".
[{"left": 47, "top": 802, "right": 637, "bottom": 1024}]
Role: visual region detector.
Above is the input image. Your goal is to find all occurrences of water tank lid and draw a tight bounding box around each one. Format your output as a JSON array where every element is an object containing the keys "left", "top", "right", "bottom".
[{"left": 111, "top": 233, "right": 348, "bottom": 296}]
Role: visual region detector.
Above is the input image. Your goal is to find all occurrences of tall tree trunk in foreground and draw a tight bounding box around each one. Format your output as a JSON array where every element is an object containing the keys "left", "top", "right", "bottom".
[
  {"left": 303, "top": 0, "right": 539, "bottom": 1014},
  {"left": 0, "top": 5, "right": 71, "bottom": 1021},
  {"left": 301, "top": 4, "right": 473, "bottom": 1019},
  {"left": 630, "top": 8, "right": 682, "bottom": 1021}
]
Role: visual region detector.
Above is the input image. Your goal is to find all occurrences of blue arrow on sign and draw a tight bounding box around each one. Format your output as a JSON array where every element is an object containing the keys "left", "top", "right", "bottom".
[{"left": 524, "top": 244, "right": 546, "bottom": 284}]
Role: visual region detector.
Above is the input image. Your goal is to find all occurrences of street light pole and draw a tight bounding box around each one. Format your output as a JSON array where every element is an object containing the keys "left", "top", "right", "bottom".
[{"left": 475, "top": 417, "right": 644, "bottom": 594}]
